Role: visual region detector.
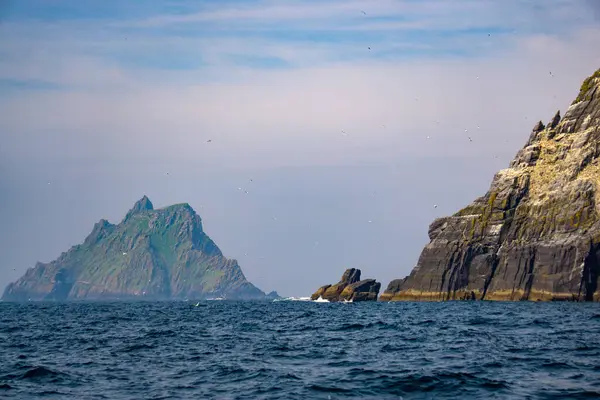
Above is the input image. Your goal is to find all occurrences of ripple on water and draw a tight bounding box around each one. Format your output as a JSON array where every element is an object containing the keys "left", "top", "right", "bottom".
[{"left": 0, "top": 301, "right": 599, "bottom": 399}]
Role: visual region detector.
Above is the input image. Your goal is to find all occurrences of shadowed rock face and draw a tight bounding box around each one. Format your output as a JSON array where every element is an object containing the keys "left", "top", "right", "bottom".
[
  {"left": 3, "top": 197, "right": 273, "bottom": 301},
  {"left": 311, "top": 268, "right": 381, "bottom": 302},
  {"left": 381, "top": 68, "right": 600, "bottom": 302}
]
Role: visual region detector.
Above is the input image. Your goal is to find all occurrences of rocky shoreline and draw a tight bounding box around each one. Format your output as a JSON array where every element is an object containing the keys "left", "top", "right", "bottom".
[{"left": 379, "top": 68, "right": 600, "bottom": 302}]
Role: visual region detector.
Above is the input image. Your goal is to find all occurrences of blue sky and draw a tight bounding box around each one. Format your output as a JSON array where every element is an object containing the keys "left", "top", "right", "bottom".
[
  {"left": 1, "top": 0, "right": 600, "bottom": 296},
  {"left": 1, "top": 0, "right": 597, "bottom": 84}
]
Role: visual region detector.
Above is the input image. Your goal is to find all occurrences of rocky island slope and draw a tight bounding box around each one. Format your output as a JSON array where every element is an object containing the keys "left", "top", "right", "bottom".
[
  {"left": 381, "top": 68, "right": 600, "bottom": 302},
  {"left": 311, "top": 268, "right": 381, "bottom": 302},
  {"left": 3, "top": 196, "right": 278, "bottom": 301}
]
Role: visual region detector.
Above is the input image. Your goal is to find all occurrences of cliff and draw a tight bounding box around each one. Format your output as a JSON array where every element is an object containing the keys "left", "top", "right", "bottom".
[
  {"left": 311, "top": 268, "right": 381, "bottom": 302},
  {"left": 3, "top": 196, "right": 276, "bottom": 301},
  {"left": 381, "top": 68, "right": 600, "bottom": 302}
]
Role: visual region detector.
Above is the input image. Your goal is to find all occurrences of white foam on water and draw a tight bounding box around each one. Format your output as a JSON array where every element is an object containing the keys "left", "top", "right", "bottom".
[
  {"left": 313, "top": 296, "right": 330, "bottom": 303},
  {"left": 273, "top": 296, "right": 312, "bottom": 302}
]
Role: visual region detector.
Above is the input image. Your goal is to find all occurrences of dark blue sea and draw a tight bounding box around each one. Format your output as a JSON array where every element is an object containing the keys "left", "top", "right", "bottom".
[{"left": 1, "top": 301, "right": 600, "bottom": 399}]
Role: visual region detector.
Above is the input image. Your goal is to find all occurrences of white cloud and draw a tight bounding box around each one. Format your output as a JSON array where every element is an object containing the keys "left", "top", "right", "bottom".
[
  {"left": 2, "top": 26, "right": 599, "bottom": 171},
  {"left": 124, "top": 0, "right": 595, "bottom": 36},
  {"left": 130, "top": 0, "right": 454, "bottom": 26}
]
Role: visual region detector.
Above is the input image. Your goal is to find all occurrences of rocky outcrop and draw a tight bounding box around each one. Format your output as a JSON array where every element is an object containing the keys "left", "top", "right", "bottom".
[
  {"left": 3, "top": 196, "right": 276, "bottom": 301},
  {"left": 381, "top": 68, "right": 600, "bottom": 302},
  {"left": 311, "top": 268, "right": 381, "bottom": 302}
]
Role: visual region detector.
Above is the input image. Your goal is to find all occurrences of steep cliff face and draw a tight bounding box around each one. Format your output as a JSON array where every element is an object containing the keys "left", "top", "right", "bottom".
[
  {"left": 311, "top": 268, "right": 381, "bottom": 302},
  {"left": 381, "top": 68, "right": 600, "bottom": 302},
  {"left": 3, "top": 196, "right": 272, "bottom": 301}
]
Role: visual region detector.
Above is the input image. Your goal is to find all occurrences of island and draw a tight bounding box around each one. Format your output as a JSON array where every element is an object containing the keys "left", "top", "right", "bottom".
[
  {"left": 2, "top": 196, "right": 279, "bottom": 301},
  {"left": 311, "top": 268, "right": 381, "bottom": 302},
  {"left": 381, "top": 68, "right": 600, "bottom": 302}
]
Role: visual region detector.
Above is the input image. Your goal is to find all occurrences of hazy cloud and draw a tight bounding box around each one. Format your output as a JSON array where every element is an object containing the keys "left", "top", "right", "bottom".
[{"left": 1, "top": 1, "right": 600, "bottom": 296}]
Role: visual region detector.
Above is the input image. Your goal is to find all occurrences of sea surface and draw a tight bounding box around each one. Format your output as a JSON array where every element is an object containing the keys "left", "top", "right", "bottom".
[{"left": 1, "top": 301, "right": 600, "bottom": 399}]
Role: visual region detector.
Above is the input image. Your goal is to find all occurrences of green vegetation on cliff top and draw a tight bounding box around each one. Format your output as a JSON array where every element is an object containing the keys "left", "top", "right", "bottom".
[{"left": 573, "top": 68, "right": 600, "bottom": 104}]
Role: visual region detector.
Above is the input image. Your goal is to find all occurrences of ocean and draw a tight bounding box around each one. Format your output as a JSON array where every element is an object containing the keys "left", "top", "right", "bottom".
[{"left": 1, "top": 300, "right": 600, "bottom": 399}]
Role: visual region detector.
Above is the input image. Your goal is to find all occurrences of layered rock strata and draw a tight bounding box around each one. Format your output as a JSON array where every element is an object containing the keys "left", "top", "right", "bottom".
[{"left": 381, "top": 68, "right": 600, "bottom": 302}]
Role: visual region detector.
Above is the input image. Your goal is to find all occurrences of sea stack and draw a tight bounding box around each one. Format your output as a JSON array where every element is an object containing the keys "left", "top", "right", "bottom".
[
  {"left": 3, "top": 196, "right": 276, "bottom": 301},
  {"left": 381, "top": 68, "right": 600, "bottom": 302},
  {"left": 311, "top": 268, "right": 381, "bottom": 302}
]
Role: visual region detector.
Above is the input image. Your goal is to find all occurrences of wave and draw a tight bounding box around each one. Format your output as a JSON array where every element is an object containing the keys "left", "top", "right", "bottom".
[
  {"left": 313, "top": 296, "right": 330, "bottom": 303},
  {"left": 19, "top": 366, "right": 69, "bottom": 383},
  {"left": 273, "top": 296, "right": 330, "bottom": 302},
  {"left": 273, "top": 296, "right": 355, "bottom": 303},
  {"left": 3, "top": 300, "right": 599, "bottom": 399},
  {"left": 273, "top": 297, "right": 312, "bottom": 302}
]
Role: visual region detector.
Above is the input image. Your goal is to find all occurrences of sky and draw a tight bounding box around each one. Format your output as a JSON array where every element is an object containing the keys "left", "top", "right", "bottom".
[{"left": 1, "top": 0, "right": 600, "bottom": 297}]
